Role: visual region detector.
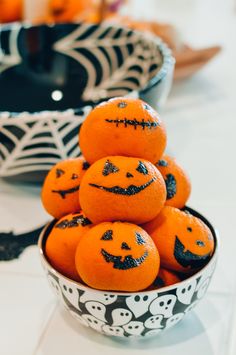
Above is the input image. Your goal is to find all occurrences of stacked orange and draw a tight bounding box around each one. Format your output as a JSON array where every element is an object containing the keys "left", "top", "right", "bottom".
[
  {"left": 0, "top": 0, "right": 124, "bottom": 25},
  {"left": 0, "top": 0, "right": 22, "bottom": 23},
  {"left": 41, "top": 97, "right": 215, "bottom": 292}
]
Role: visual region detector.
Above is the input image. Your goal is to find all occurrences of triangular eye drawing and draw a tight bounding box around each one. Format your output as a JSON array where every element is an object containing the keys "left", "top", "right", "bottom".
[
  {"left": 102, "top": 160, "right": 119, "bottom": 176},
  {"left": 101, "top": 230, "right": 113, "bottom": 241},
  {"left": 135, "top": 232, "right": 146, "bottom": 245},
  {"left": 136, "top": 161, "right": 148, "bottom": 175}
]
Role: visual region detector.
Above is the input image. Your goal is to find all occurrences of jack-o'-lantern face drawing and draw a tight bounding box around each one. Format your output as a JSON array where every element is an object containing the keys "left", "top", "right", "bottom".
[
  {"left": 75, "top": 222, "right": 160, "bottom": 291},
  {"left": 143, "top": 206, "right": 214, "bottom": 274},
  {"left": 46, "top": 211, "right": 92, "bottom": 281},
  {"left": 49, "top": 0, "right": 93, "bottom": 22},
  {"left": 90, "top": 159, "right": 156, "bottom": 196},
  {"left": 100, "top": 229, "right": 149, "bottom": 270},
  {"left": 79, "top": 97, "right": 167, "bottom": 164},
  {"left": 173, "top": 233, "right": 212, "bottom": 270},
  {"left": 79, "top": 156, "right": 166, "bottom": 224},
  {"left": 41, "top": 157, "right": 90, "bottom": 219},
  {"left": 156, "top": 155, "right": 191, "bottom": 209}
]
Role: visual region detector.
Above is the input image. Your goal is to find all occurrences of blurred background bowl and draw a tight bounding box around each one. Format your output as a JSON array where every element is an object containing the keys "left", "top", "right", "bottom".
[
  {"left": 0, "top": 22, "right": 174, "bottom": 183},
  {"left": 38, "top": 207, "right": 218, "bottom": 338}
]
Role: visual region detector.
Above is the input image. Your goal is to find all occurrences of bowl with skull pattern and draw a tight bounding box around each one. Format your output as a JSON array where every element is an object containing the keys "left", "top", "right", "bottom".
[
  {"left": 38, "top": 207, "right": 218, "bottom": 338},
  {"left": 0, "top": 21, "right": 174, "bottom": 183}
]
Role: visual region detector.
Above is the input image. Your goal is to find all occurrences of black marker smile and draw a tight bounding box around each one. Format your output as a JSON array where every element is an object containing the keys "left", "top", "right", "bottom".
[
  {"left": 52, "top": 185, "right": 80, "bottom": 199},
  {"left": 89, "top": 178, "right": 156, "bottom": 196},
  {"left": 101, "top": 249, "right": 148, "bottom": 270},
  {"left": 174, "top": 236, "right": 211, "bottom": 269}
]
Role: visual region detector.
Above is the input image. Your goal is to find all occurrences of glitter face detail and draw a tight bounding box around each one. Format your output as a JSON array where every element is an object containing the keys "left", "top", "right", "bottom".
[
  {"left": 126, "top": 172, "right": 133, "bottom": 178},
  {"left": 52, "top": 185, "right": 80, "bottom": 199},
  {"left": 165, "top": 174, "right": 177, "bottom": 199},
  {"left": 174, "top": 236, "right": 211, "bottom": 269},
  {"left": 136, "top": 233, "right": 146, "bottom": 245},
  {"left": 55, "top": 214, "right": 92, "bottom": 229},
  {"left": 157, "top": 159, "right": 168, "bottom": 167},
  {"left": 121, "top": 242, "right": 131, "bottom": 250},
  {"left": 71, "top": 173, "right": 78, "bottom": 180},
  {"left": 102, "top": 160, "right": 119, "bottom": 176},
  {"left": 196, "top": 240, "right": 205, "bottom": 247},
  {"left": 117, "top": 101, "right": 127, "bottom": 108},
  {"left": 89, "top": 178, "right": 156, "bottom": 196},
  {"left": 105, "top": 118, "right": 159, "bottom": 130},
  {"left": 56, "top": 168, "right": 65, "bottom": 178},
  {"left": 101, "top": 249, "right": 149, "bottom": 270},
  {"left": 101, "top": 230, "right": 113, "bottom": 241},
  {"left": 136, "top": 161, "right": 148, "bottom": 175}
]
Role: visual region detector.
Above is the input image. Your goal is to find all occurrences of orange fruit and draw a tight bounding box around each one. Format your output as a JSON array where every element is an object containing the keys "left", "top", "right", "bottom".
[
  {"left": 46, "top": 212, "right": 92, "bottom": 281},
  {"left": 156, "top": 155, "right": 191, "bottom": 208},
  {"left": 79, "top": 97, "right": 167, "bottom": 164},
  {"left": 143, "top": 206, "right": 214, "bottom": 273},
  {"left": 0, "top": 0, "right": 22, "bottom": 23},
  {"left": 79, "top": 156, "right": 166, "bottom": 224},
  {"left": 41, "top": 157, "right": 90, "bottom": 219},
  {"left": 148, "top": 268, "right": 180, "bottom": 290},
  {"left": 75, "top": 222, "right": 160, "bottom": 291}
]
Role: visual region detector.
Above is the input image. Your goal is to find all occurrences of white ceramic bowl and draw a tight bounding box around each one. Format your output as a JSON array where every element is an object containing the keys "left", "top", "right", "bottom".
[{"left": 38, "top": 207, "right": 218, "bottom": 338}]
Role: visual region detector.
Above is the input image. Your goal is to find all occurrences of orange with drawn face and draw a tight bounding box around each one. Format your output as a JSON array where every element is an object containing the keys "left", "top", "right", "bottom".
[
  {"left": 41, "top": 157, "right": 90, "bottom": 219},
  {"left": 79, "top": 97, "right": 167, "bottom": 164},
  {"left": 46, "top": 212, "right": 92, "bottom": 281},
  {"left": 79, "top": 156, "right": 166, "bottom": 224},
  {"left": 0, "top": 0, "right": 22, "bottom": 23},
  {"left": 143, "top": 206, "right": 214, "bottom": 273},
  {"left": 156, "top": 155, "right": 191, "bottom": 209},
  {"left": 75, "top": 222, "right": 160, "bottom": 291}
]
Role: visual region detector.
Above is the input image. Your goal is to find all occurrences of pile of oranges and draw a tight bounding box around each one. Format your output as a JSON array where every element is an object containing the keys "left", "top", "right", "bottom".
[
  {"left": 41, "top": 97, "right": 215, "bottom": 292},
  {"left": 0, "top": 0, "right": 123, "bottom": 24}
]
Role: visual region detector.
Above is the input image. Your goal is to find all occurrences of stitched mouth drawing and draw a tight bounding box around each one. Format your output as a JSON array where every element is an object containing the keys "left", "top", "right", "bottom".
[
  {"left": 105, "top": 118, "right": 159, "bottom": 130},
  {"left": 52, "top": 185, "right": 80, "bottom": 199},
  {"left": 89, "top": 178, "right": 156, "bottom": 196},
  {"left": 101, "top": 249, "right": 149, "bottom": 270},
  {"left": 174, "top": 236, "right": 211, "bottom": 269}
]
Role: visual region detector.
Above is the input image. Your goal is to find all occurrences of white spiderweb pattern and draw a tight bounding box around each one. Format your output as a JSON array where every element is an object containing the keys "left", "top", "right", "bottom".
[
  {"left": 53, "top": 24, "right": 163, "bottom": 102},
  {"left": 0, "top": 108, "right": 90, "bottom": 177},
  {"left": 0, "top": 23, "right": 21, "bottom": 74}
]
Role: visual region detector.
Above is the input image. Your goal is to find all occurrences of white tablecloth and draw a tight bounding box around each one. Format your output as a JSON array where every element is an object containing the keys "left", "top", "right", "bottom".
[{"left": 0, "top": 1, "right": 236, "bottom": 354}]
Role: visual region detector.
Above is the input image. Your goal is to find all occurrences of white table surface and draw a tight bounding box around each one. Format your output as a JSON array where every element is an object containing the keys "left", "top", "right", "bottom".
[{"left": 0, "top": 1, "right": 236, "bottom": 354}]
